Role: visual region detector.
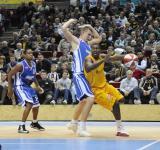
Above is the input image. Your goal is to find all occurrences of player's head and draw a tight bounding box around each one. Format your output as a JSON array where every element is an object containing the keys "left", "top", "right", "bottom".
[
  {"left": 79, "top": 27, "right": 93, "bottom": 42},
  {"left": 91, "top": 44, "right": 100, "bottom": 59},
  {"left": 23, "top": 49, "right": 33, "bottom": 60}
]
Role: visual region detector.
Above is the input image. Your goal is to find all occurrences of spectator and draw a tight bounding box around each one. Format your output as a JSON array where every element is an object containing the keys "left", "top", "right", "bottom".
[
  {"left": 0, "top": 72, "right": 8, "bottom": 104},
  {"left": 50, "top": 70, "right": 71, "bottom": 105},
  {"left": 14, "top": 43, "right": 23, "bottom": 61},
  {"left": 134, "top": 69, "right": 158, "bottom": 104},
  {"left": 36, "top": 53, "right": 51, "bottom": 73},
  {"left": 38, "top": 70, "right": 54, "bottom": 104},
  {"left": 120, "top": 70, "right": 138, "bottom": 104},
  {"left": 136, "top": 52, "right": 147, "bottom": 70},
  {"left": 48, "top": 63, "right": 59, "bottom": 84}
]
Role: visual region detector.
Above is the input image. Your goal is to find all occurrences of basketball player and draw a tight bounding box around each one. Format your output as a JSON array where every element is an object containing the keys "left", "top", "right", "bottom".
[
  {"left": 62, "top": 19, "right": 102, "bottom": 137},
  {"left": 84, "top": 44, "right": 129, "bottom": 136},
  {"left": 7, "top": 49, "right": 45, "bottom": 133}
]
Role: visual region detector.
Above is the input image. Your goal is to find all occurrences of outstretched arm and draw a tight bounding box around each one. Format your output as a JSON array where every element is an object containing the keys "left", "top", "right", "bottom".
[{"left": 61, "top": 19, "right": 79, "bottom": 45}]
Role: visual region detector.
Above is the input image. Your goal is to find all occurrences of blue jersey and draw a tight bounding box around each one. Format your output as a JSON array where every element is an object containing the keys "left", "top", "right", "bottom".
[
  {"left": 14, "top": 59, "right": 36, "bottom": 87},
  {"left": 71, "top": 39, "right": 94, "bottom": 101},
  {"left": 72, "top": 39, "right": 91, "bottom": 74}
]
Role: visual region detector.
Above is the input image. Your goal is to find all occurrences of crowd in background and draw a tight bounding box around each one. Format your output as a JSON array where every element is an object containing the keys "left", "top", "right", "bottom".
[{"left": 0, "top": 0, "right": 160, "bottom": 105}]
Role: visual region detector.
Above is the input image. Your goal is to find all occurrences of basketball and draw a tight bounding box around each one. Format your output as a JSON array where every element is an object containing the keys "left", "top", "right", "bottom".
[{"left": 123, "top": 54, "right": 138, "bottom": 67}]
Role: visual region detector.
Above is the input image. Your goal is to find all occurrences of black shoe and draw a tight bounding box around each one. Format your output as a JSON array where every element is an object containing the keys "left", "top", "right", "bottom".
[
  {"left": 30, "top": 122, "right": 45, "bottom": 131},
  {"left": 18, "top": 125, "right": 29, "bottom": 134}
]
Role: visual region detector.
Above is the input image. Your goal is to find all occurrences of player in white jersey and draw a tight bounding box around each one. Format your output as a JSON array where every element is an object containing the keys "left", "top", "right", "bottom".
[
  {"left": 62, "top": 19, "right": 102, "bottom": 137},
  {"left": 8, "top": 49, "right": 45, "bottom": 133}
]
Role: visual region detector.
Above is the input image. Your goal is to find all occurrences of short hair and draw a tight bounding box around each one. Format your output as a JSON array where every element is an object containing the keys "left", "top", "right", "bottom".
[{"left": 127, "top": 70, "right": 133, "bottom": 75}]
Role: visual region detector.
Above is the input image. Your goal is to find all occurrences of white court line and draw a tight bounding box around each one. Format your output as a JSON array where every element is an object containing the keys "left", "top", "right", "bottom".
[
  {"left": 0, "top": 142, "right": 68, "bottom": 145},
  {"left": 137, "top": 140, "right": 160, "bottom": 150}
]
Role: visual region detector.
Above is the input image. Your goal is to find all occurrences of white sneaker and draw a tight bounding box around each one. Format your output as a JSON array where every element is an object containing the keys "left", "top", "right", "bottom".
[
  {"left": 117, "top": 125, "right": 129, "bottom": 137},
  {"left": 66, "top": 122, "right": 78, "bottom": 133},
  {"left": 134, "top": 99, "right": 141, "bottom": 105},
  {"left": 50, "top": 100, "right": 56, "bottom": 105},
  {"left": 63, "top": 100, "right": 67, "bottom": 104},
  {"left": 77, "top": 130, "right": 91, "bottom": 137},
  {"left": 149, "top": 100, "right": 155, "bottom": 105}
]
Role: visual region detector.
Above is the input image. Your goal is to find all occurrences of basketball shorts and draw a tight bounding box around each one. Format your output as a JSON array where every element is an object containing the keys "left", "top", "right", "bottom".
[
  {"left": 73, "top": 73, "right": 94, "bottom": 101},
  {"left": 14, "top": 85, "right": 40, "bottom": 107},
  {"left": 92, "top": 83, "right": 123, "bottom": 111}
]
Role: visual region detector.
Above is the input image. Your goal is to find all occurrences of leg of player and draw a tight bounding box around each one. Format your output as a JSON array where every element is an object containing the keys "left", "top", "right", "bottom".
[
  {"left": 67, "top": 100, "right": 86, "bottom": 133},
  {"left": 112, "top": 101, "right": 129, "bottom": 137},
  {"left": 30, "top": 107, "right": 45, "bottom": 131},
  {"left": 77, "top": 97, "right": 94, "bottom": 137},
  {"left": 18, "top": 102, "right": 32, "bottom": 134}
]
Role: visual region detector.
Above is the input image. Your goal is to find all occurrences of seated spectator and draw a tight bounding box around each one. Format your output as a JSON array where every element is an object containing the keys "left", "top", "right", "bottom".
[
  {"left": 38, "top": 70, "right": 55, "bottom": 104},
  {"left": 19, "top": 22, "right": 32, "bottom": 38},
  {"left": 14, "top": 43, "right": 23, "bottom": 61},
  {"left": 0, "top": 56, "right": 7, "bottom": 72},
  {"left": 134, "top": 69, "right": 159, "bottom": 104},
  {"left": 136, "top": 52, "right": 147, "bottom": 70},
  {"left": 147, "top": 54, "right": 160, "bottom": 73},
  {"left": 114, "top": 32, "right": 128, "bottom": 49},
  {"left": 48, "top": 63, "right": 59, "bottom": 84},
  {"left": 58, "top": 37, "right": 71, "bottom": 56},
  {"left": 0, "top": 72, "right": 8, "bottom": 104},
  {"left": 46, "top": 37, "right": 58, "bottom": 52},
  {"left": 120, "top": 70, "right": 138, "bottom": 104},
  {"left": 9, "top": 32, "right": 19, "bottom": 49},
  {"left": 6, "top": 56, "right": 17, "bottom": 73},
  {"left": 129, "top": 62, "right": 145, "bottom": 80},
  {"left": 50, "top": 70, "right": 71, "bottom": 105},
  {"left": 0, "top": 41, "right": 10, "bottom": 63},
  {"left": 36, "top": 52, "right": 51, "bottom": 73}
]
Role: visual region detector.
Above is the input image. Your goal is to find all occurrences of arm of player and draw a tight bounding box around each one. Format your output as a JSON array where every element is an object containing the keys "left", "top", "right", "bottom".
[
  {"left": 61, "top": 19, "right": 79, "bottom": 45},
  {"left": 84, "top": 24, "right": 102, "bottom": 45},
  {"left": 7, "top": 64, "right": 22, "bottom": 98},
  {"left": 84, "top": 57, "right": 104, "bottom": 73},
  {"left": 34, "top": 78, "right": 44, "bottom": 94},
  {"left": 110, "top": 54, "right": 125, "bottom": 61}
]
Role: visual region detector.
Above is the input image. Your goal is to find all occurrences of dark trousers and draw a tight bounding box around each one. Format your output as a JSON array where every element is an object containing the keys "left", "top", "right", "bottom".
[
  {"left": 134, "top": 86, "right": 158, "bottom": 104},
  {"left": 53, "top": 89, "right": 70, "bottom": 102},
  {"left": 120, "top": 90, "right": 135, "bottom": 104}
]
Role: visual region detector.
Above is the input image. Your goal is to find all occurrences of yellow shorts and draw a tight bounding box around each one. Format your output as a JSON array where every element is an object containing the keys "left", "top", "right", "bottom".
[{"left": 92, "top": 83, "right": 123, "bottom": 111}]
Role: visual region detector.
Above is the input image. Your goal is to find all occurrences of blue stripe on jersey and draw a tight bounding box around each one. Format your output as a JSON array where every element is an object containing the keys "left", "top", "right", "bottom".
[
  {"left": 72, "top": 40, "right": 91, "bottom": 73},
  {"left": 73, "top": 74, "right": 94, "bottom": 101}
]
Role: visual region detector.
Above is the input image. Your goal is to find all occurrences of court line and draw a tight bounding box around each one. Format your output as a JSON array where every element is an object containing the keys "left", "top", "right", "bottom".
[
  {"left": 137, "top": 140, "right": 160, "bottom": 150},
  {"left": 0, "top": 142, "right": 68, "bottom": 145}
]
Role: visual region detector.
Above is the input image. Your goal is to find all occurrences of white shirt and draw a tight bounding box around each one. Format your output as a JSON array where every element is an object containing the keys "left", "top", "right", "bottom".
[{"left": 120, "top": 77, "right": 138, "bottom": 93}]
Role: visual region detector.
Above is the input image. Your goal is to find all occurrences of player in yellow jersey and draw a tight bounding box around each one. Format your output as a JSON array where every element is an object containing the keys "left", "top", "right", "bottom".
[{"left": 84, "top": 44, "right": 129, "bottom": 137}]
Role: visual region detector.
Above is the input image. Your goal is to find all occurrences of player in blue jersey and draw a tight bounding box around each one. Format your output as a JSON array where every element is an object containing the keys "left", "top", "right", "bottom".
[
  {"left": 62, "top": 19, "right": 102, "bottom": 137},
  {"left": 7, "top": 49, "right": 45, "bottom": 133}
]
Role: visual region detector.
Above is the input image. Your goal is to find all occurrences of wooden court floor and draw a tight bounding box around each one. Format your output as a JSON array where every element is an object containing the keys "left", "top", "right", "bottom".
[{"left": 0, "top": 121, "right": 160, "bottom": 140}]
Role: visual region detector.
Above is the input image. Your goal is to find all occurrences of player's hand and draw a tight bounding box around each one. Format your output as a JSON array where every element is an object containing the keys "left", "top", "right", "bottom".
[
  {"left": 69, "top": 19, "right": 77, "bottom": 24},
  {"left": 36, "top": 86, "right": 44, "bottom": 94},
  {"left": 7, "top": 87, "right": 13, "bottom": 98}
]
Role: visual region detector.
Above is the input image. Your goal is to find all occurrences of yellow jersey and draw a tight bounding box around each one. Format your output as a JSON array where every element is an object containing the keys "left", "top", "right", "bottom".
[{"left": 84, "top": 55, "right": 106, "bottom": 89}]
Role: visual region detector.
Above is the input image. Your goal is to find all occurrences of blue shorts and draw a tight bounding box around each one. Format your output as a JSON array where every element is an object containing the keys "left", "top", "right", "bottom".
[
  {"left": 73, "top": 73, "right": 94, "bottom": 101},
  {"left": 14, "top": 85, "right": 40, "bottom": 107}
]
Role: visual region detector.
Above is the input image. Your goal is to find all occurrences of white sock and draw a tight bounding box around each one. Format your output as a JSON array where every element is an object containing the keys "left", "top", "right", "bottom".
[
  {"left": 71, "top": 119, "right": 78, "bottom": 124},
  {"left": 33, "top": 120, "right": 37, "bottom": 123},
  {"left": 20, "top": 122, "right": 25, "bottom": 126},
  {"left": 116, "top": 120, "right": 122, "bottom": 131},
  {"left": 79, "top": 121, "right": 86, "bottom": 131}
]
